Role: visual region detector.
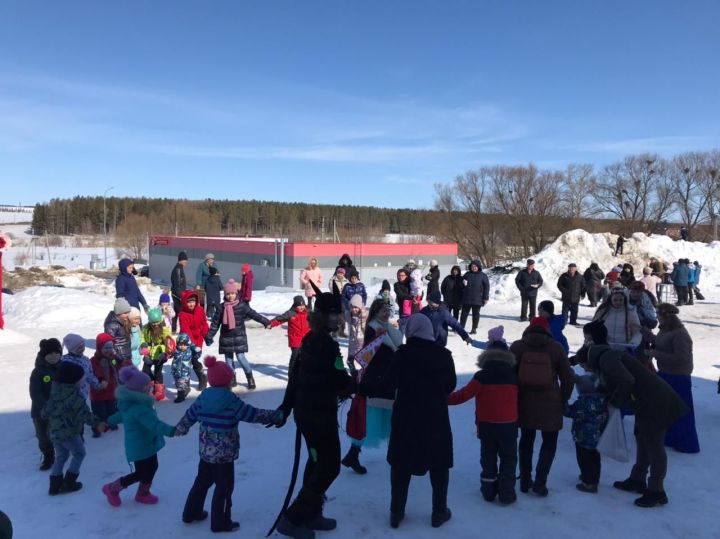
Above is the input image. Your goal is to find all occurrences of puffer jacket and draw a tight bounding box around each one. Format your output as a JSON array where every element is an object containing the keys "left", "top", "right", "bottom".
[
  {"left": 425, "top": 266, "right": 440, "bottom": 296},
  {"left": 341, "top": 281, "right": 368, "bottom": 309},
  {"left": 420, "top": 304, "right": 469, "bottom": 348},
  {"left": 29, "top": 353, "right": 59, "bottom": 420},
  {"left": 171, "top": 345, "right": 202, "bottom": 380},
  {"left": 60, "top": 353, "right": 101, "bottom": 400},
  {"left": 44, "top": 382, "right": 97, "bottom": 441},
  {"left": 563, "top": 393, "right": 608, "bottom": 449},
  {"left": 652, "top": 321, "right": 694, "bottom": 375},
  {"left": 271, "top": 307, "right": 310, "bottom": 349},
  {"left": 300, "top": 266, "right": 324, "bottom": 298},
  {"left": 178, "top": 290, "right": 209, "bottom": 348},
  {"left": 462, "top": 261, "right": 490, "bottom": 306},
  {"left": 206, "top": 300, "right": 270, "bottom": 355},
  {"left": 593, "top": 304, "right": 642, "bottom": 350},
  {"left": 115, "top": 258, "right": 147, "bottom": 309},
  {"left": 515, "top": 268, "right": 543, "bottom": 298},
  {"left": 441, "top": 268, "right": 464, "bottom": 309},
  {"left": 104, "top": 310, "right": 132, "bottom": 364}
]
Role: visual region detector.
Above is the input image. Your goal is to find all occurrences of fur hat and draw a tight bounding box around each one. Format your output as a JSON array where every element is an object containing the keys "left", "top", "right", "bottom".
[
  {"left": 147, "top": 307, "right": 163, "bottom": 324},
  {"left": 39, "top": 338, "right": 62, "bottom": 357},
  {"left": 292, "top": 295, "right": 306, "bottom": 308},
  {"left": 57, "top": 361, "right": 84, "bottom": 384},
  {"left": 487, "top": 325, "right": 505, "bottom": 344},
  {"left": 430, "top": 259, "right": 438, "bottom": 267},
  {"left": 129, "top": 307, "right": 141, "bottom": 320},
  {"left": 178, "top": 251, "right": 188, "bottom": 261},
  {"left": 350, "top": 294, "right": 364, "bottom": 309},
  {"left": 224, "top": 279, "right": 238, "bottom": 295},
  {"left": 62, "top": 333, "right": 86, "bottom": 355},
  {"left": 114, "top": 298, "right": 132, "bottom": 315},
  {"left": 575, "top": 373, "right": 598, "bottom": 395},
  {"left": 205, "top": 355, "right": 234, "bottom": 387},
  {"left": 204, "top": 253, "right": 215, "bottom": 261},
  {"left": 159, "top": 292, "right": 171, "bottom": 304},
  {"left": 427, "top": 290, "right": 442, "bottom": 304},
  {"left": 119, "top": 366, "right": 151, "bottom": 392},
  {"left": 477, "top": 348, "right": 515, "bottom": 369},
  {"left": 529, "top": 316, "right": 550, "bottom": 332}
]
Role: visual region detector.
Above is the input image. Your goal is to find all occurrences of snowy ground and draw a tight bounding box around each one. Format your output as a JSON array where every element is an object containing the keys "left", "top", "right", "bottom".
[{"left": 0, "top": 230, "right": 719, "bottom": 538}]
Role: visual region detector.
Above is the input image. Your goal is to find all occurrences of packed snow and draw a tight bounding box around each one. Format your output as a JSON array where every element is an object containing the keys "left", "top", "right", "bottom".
[{"left": 0, "top": 229, "right": 718, "bottom": 538}]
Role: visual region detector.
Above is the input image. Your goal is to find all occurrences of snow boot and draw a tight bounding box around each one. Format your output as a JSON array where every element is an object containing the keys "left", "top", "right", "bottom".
[
  {"left": 481, "top": 477, "right": 498, "bottom": 502},
  {"left": 519, "top": 475, "right": 533, "bottom": 493},
  {"left": 60, "top": 472, "right": 83, "bottom": 493},
  {"left": 102, "top": 479, "right": 125, "bottom": 507},
  {"left": 431, "top": 508, "right": 452, "bottom": 528},
  {"left": 634, "top": 490, "right": 668, "bottom": 508},
  {"left": 211, "top": 520, "right": 240, "bottom": 532},
  {"left": 576, "top": 482, "right": 598, "bottom": 494},
  {"left": 154, "top": 383, "right": 166, "bottom": 401},
  {"left": 40, "top": 451, "right": 54, "bottom": 471},
  {"left": 135, "top": 483, "right": 159, "bottom": 504},
  {"left": 276, "top": 516, "right": 316, "bottom": 539},
  {"left": 532, "top": 482, "right": 549, "bottom": 497},
  {"left": 174, "top": 390, "right": 187, "bottom": 403},
  {"left": 341, "top": 445, "right": 367, "bottom": 474},
  {"left": 307, "top": 509, "right": 337, "bottom": 531},
  {"left": 246, "top": 372, "right": 256, "bottom": 390},
  {"left": 182, "top": 510, "right": 209, "bottom": 524},
  {"left": 48, "top": 474, "right": 64, "bottom": 496},
  {"left": 390, "top": 511, "right": 405, "bottom": 529},
  {"left": 613, "top": 478, "right": 647, "bottom": 493}
]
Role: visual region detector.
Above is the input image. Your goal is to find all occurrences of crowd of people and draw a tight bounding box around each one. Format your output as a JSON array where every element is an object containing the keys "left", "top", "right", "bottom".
[{"left": 27, "top": 250, "right": 704, "bottom": 538}]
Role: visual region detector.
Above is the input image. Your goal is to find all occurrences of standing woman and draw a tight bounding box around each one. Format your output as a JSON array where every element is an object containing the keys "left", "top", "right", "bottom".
[
  {"left": 441, "top": 265, "right": 464, "bottom": 320},
  {"left": 115, "top": 258, "right": 149, "bottom": 312},
  {"left": 299, "top": 257, "right": 323, "bottom": 311},
  {"left": 384, "top": 314, "right": 456, "bottom": 529},
  {"left": 592, "top": 289, "right": 642, "bottom": 353},
  {"left": 393, "top": 269, "right": 417, "bottom": 332},
  {"left": 643, "top": 303, "right": 700, "bottom": 453},
  {"left": 425, "top": 260, "right": 440, "bottom": 297},
  {"left": 460, "top": 260, "right": 490, "bottom": 335}
]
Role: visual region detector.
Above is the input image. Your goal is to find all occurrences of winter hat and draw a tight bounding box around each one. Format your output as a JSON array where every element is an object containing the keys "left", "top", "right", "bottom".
[
  {"left": 527, "top": 259, "right": 535, "bottom": 266},
  {"left": 129, "top": 307, "right": 141, "bottom": 320},
  {"left": 406, "top": 259, "right": 416, "bottom": 266},
  {"left": 430, "top": 260, "right": 438, "bottom": 268},
  {"left": 39, "top": 338, "right": 62, "bottom": 357},
  {"left": 204, "top": 253, "right": 215, "bottom": 261},
  {"left": 119, "top": 366, "right": 151, "bottom": 392},
  {"left": 568, "top": 263, "right": 577, "bottom": 268},
  {"left": 613, "top": 265, "right": 623, "bottom": 272},
  {"left": 209, "top": 266, "right": 219, "bottom": 276},
  {"left": 583, "top": 320, "right": 608, "bottom": 344},
  {"left": 241, "top": 263, "right": 250, "bottom": 273},
  {"left": 159, "top": 293, "right": 171, "bottom": 304},
  {"left": 176, "top": 333, "right": 191, "bottom": 346},
  {"left": 477, "top": 348, "right": 515, "bottom": 369},
  {"left": 529, "top": 316, "right": 550, "bottom": 332},
  {"left": 575, "top": 374, "right": 598, "bottom": 395},
  {"left": 629, "top": 281, "right": 645, "bottom": 291},
  {"left": 114, "top": 298, "right": 132, "bottom": 316},
  {"left": 224, "top": 279, "right": 238, "bottom": 295},
  {"left": 205, "top": 355, "right": 234, "bottom": 387},
  {"left": 427, "top": 290, "right": 442, "bottom": 304},
  {"left": 656, "top": 303, "right": 680, "bottom": 316},
  {"left": 610, "top": 285, "right": 626, "bottom": 294},
  {"left": 147, "top": 307, "right": 163, "bottom": 324},
  {"left": 62, "top": 333, "right": 86, "bottom": 355},
  {"left": 292, "top": 295, "right": 306, "bottom": 308},
  {"left": 178, "top": 251, "right": 188, "bottom": 261},
  {"left": 405, "top": 313, "right": 435, "bottom": 341},
  {"left": 538, "top": 300, "right": 555, "bottom": 315},
  {"left": 350, "top": 294, "right": 364, "bottom": 309},
  {"left": 57, "top": 361, "right": 84, "bottom": 384},
  {"left": 487, "top": 325, "right": 505, "bottom": 344},
  {"left": 95, "top": 332, "right": 114, "bottom": 353},
  {"left": 381, "top": 279, "right": 391, "bottom": 292},
  {"left": 335, "top": 267, "right": 346, "bottom": 275}
]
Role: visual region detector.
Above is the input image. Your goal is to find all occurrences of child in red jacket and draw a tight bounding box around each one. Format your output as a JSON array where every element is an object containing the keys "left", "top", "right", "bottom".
[
  {"left": 178, "top": 290, "right": 209, "bottom": 391},
  {"left": 448, "top": 348, "right": 519, "bottom": 504},
  {"left": 269, "top": 296, "right": 309, "bottom": 375},
  {"left": 90, "top": 333, "right": 119, "bottom": 437}
]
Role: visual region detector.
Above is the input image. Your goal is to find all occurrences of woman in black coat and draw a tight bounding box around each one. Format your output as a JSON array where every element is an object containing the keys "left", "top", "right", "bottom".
[
  {"left": 384, "top": 314, "right": 456, "bottom": 529},
  {"left": 394, "top": 268, "right": 417, "bottom": 331},
  {"left": 460, "top": 260, "right": 490, "bottom": 335},
  {"left": 441, "top": 265, "right": 464, "bottom": 320},
  {"left": 425, "top": 261, "right": 440, "bottom": 297}
]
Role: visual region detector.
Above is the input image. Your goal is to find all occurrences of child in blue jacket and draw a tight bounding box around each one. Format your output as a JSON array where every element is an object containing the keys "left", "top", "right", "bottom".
[
  {"left": 171, "top": 333, "right": 202, "bottom": 403},
  {"left": 175, "top": 356, "right": 283, "bottom": 533}
]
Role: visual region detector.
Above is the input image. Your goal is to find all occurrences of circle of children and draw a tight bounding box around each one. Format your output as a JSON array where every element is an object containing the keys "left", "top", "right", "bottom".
[{"left": 29, "top": 250, "right": 702, "bottom": 537}]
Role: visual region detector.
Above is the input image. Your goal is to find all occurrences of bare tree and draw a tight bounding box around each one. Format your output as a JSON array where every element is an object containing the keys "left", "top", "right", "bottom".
[
  {"left": 699, "top": 150, "right": 720, "bottom": 241},
  {"left": 561, "top": 163, "right": 595, "bottom": 219},
  {"left": 670, "top": 152, "right": 714, "bottom": 239}
]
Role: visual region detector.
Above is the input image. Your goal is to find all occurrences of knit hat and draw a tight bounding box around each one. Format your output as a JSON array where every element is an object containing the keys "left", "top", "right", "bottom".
[
  {"left": 292, "top": 295, "right": 306, "bottom": 308},
  {"left": 487, "top": 325, "right": 505, "bottom": 344},
  {"left": 57, "top": 361, "right": 84, "bottom": 384},
  {"left": 242, "top": 263, "right": 250, "bottom": 273},
  {"left": 427, "top": 290, "right": 442, "bottom": 304},
  {"left": 39, "top": 338, "right": 62, "bottom": 357},
  {"left": 335, "top": 267, "right": 346, "bottom": 275},
  {"left": 350, "top": 294, "right": 364, "bottom": 309},
  {"left": 629, "top": 281, "right": 645, "bottom": 291},
  {"left": 159, "top": 293, "right": 171, "bottom": 304},
  {"left": 205, "top": 355, "right": 234, "bottom": 387},
  {"left": 529, "top": 316, "right": 550, "bottom": 332},
  {"left": 62, "top": 333, "right": 86, "bottom": 355},
  {"left": 406, "top": 259, "right": 416, "bottom": 266},
  {"left": 178, "top": 251, "right": 188, "bottom": 261},
  {"left": 114, "top": 298, "right": 132, "bottom": 315},
  {"left": 209, "top": 266, "right": 219, "bottom": 276},
  {"left": 95, "top": 332, "right": 114, "bottom": 353},
  {"left": 575, "top": 374, "right": 598, "bottom": 395},
  {"left": 224, "top": 279, "right": 238, "bottom": 295},
  {"left": 610, "top": 285, "right": 626, "bottom": 294},
  {"left": 381, "top": 279, "right": 391, "bottom": 292},
  {"left": 613, "top": 265, "right": 623, "bottom": 272},
  {"left": 147, "top": 307, "right": 163, "bottom": 324},
  {"left": 119, "top": 366, "right": 151, "bottom": 392},
  {"left": 405, "top": 313, "right": 435, "bottom": 341},
  {"left": 176, "top": 333, "right": 191, "bottom": 346},
  {"left": 204, "top": 253, "right": 215, "bottom": 261},
  {"left": 129, "top": 307, "right": 141, "bottom": 321}
]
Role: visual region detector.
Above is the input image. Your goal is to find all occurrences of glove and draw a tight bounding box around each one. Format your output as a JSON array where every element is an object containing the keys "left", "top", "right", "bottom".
[
  {"left": 270, "top": 319, "right": 282, "bottom": 328},
  {"left": 266, "top": 408, "right": 287, "bottom": 428},
  {"left": 140, "top": 345, "right": 150, "bottom": 357},
  {"left": 205, "top": 337, "right": 213, "bottom": 347}
]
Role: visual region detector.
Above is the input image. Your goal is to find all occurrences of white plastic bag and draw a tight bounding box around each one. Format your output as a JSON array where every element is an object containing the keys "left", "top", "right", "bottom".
[{"left": 597, "top": 406, "right": 630, "bottom": 462}]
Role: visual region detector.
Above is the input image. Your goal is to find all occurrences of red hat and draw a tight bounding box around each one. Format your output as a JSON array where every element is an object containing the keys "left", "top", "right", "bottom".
[
  {"left": 242, "top": 264, "right": 250, "bottom": 273},
  {"left": 95, "top": 332, "right": 114, "bottom": 351},
  {"left": 530, "top": 316, "right": 550, "bottom": 332},
  {"left": 204, "top": 355, "right": 234, "bottom": 387}
]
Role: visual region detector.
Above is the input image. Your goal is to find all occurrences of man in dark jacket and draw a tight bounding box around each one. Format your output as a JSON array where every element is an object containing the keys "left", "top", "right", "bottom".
[
  {"left": 421, "top": 291, "right": 472, "bottom": 347},
  {"left": 115, "top": 258, "right": 148, "bottom": 311},
  {"left": 171, "top": 251, "right": 189, "bottom": 332},
  {"left": 557, "top": 263, "right": 586, "bottom": 326},
  {"left": 441, "top": 265, "right": 464, "bottom": 320},
  {"left": 276, "top": 286, "right": 355, "bottom": 539},
  {"left": 29, "top": 338, "right": 62, "bottom": 470},
  {"left": 460, "top": 260, "right": 490, "bottom": 335},
  {"left": 583, "top": 263, "right": 604, "bottom": 307},
  {"left": 515, "top": 259, "right": 543, "bottom": 321},
  {"left": 204, "top": 266, "right": 223, "bottom": 320},
  {"left": 615, "top": 234, "right": 626, "bottom": 256},
  {"left": 425, "top": 260, "right": 440, "bottom": 297}
]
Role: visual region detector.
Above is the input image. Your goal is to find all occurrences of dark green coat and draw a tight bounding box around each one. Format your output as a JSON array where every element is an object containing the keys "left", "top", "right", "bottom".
[{"left": 43, "top": 383, "right": 96, "bottom": 442}]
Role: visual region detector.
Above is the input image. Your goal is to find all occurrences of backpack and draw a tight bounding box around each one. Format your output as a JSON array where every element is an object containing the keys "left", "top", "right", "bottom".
[{"left": 518, "top": 351, "right": 555, "bottom": 389}]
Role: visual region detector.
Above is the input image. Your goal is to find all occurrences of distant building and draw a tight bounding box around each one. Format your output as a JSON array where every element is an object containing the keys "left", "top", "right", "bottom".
[{"left": 149, "top": 235, "right": 458, "bottom": 291}]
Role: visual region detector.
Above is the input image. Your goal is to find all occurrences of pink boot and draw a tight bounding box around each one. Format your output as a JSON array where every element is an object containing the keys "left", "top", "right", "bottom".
[
  {"left": 102, "top": 479, "right": 124, "bottom": 507},
  {"left": 135, "top": 483, "right": 159, "bottom": 504}
]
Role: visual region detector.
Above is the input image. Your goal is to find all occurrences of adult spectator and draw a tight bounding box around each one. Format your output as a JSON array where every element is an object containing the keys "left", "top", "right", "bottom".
[
  {"left": 511, "top": 317, "right": 573, "bottom": 497},
  {"left": 425, "top": 260, "right": 440, "bottom": 297},
  {"left": 394, "top": 268, "right": 417, "bottom": 332},
  {"left": 628, "top": 282, "right": 658, "bottom": 330},
  {"left": 583, "top": 262, "right": 604, "bottom": 307},
  {"left": 441, "top": 265, "right": 464, "bottom": 320},
  {"left": 460, "top": 260, "right": 490, "bottom": 335},
  {"left": 670, "top": 259, "right": 690, "bottom": 306},
  {"left": 592, "top": 288, "right": 642, "bottom": 352},
  {"left": 692, "top": 261, "right": 704, "bottom": 300},
  {"left": 421, "top": 291, "right": 471, "bottom": 347},
  {"left": 515, "top": 259, "right": 543, "bottom": 321},
  {"left": 384, "top": 314, "right": 456, "bottom": 529},
  {"left": 194, "top": 253, "right": 216, "bottom": 308},
  {"left": 115, "top": 258, "right": 148, "bottom": 311},
  {"left": 615, "top": 234, "right": 626, "bottom": 256},
  {"left": 239, "top": 263, "right": 253, "bottom": 303},
  {"left": 299, "top": 257, "right": 323, "bottom": 311},
  {"left": 619, "top": 263, "right": 636, "bottom": 288},
  {"left": 171, "top": 251, "right": 189, "bottom": 332},
  {"left": 579, "top": 321, "right": 687, "bottom": 508},
  {"left": 686, "top": 260, "right": 697, "bottom": 305},
  {"left": 639, "top": 267, "right": 662, "bottom": 302},
  {"left": 336, "top": 253, "right": 358, "bottom": 280},
  {"left": 557, "top": 263, "right": 585, "bottom": 326},
  {"left": 642, "top": 303, "right": 699, "bottom": 454}
]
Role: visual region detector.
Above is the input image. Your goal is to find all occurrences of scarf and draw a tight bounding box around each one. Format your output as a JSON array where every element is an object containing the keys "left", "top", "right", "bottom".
[{"left": 223, "top": 299, "right": 239, "bottom": 330}]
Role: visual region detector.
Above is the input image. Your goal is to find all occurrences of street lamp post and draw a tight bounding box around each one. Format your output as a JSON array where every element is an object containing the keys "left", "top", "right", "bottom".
[{"left": 103, "top": 186, "right": 114, "bottom": 269}]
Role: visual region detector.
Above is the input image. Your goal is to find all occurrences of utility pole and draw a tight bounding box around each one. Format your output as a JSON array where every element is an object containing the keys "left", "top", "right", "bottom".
[{"left": 103, "top": 186, "right": 114, "bottom": 269}]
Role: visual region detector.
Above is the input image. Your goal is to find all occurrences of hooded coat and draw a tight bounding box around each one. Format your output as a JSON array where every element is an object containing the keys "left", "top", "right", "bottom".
[
  {"left": 384, "top": 336, "right": 456, "bottom": 475},
  {"left": 425, "top": 266, "right": 440, "bottom": 296},
  {"left": 336, "top": 254, "right": 358, "bottom": 280},
  {"left": 103, "top": 311, "right": 132, "bottom": 364},
  {"left": 441, "top": 266, "right": 464, "bottom": 309},
  {"left": 178, "top": 290, "right": 209, "bottom": 348},
  {"left": 206, "top": 300, "right": 270, "bottom": 355},
  {"left": 44, "top": 383, "right": 97, "bottom": 442},
  {"left": 90, "top": 333, "right": 119, "bottom": 402},
  {"left": 420, "top": 303, "right": 469, "bottom": 347},
  {"left": 115, "top": 258, "right": 147, "bottom": 309},
  {"left": 29, "top": 352, "right": 60, "bottom": 420},
  {"left": 510, "top": 325, "right": 574, "bottom": 432},
  {"left": 462, "top": 260, "right": 490, "bottom": 306}
]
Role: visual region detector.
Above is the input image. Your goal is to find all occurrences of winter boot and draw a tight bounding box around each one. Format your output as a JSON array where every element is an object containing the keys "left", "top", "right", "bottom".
[
  {"left": 174, "top": 390, "right": 187, "bottom": 403},
  {"left": 634, "top": 490, "right": 668, "bottom": 508},
  {"left": 390, "top": 511, "right": 405, "bottom": 529},
  {"left": 211, "top": 520, "right": 240, "bottom": 532},
  {"left": 613, "top": 478, "right": 647, "bottom": 493},
  {"left": 341, "top": 445, "right": 367, "bottom": 475},
  {"left": 519, "top": 475, "right": 534, "bottom": 493},
  {"left": 531, "top": 482, "right": 549, "bottom": 497},
  {"left": 431, "top": 508, "right": 452, "bottom": 528},
  {"left": 576, "top": 482, "right": 598, "bottom": 494},
  {"left": 48, "top": 474, "right": 64, "bottom": 496},
  {"left": 102, "top": 479, "right": 125, "bottom": 507},
  {"left": 182, "top": 510, "right": 209, "bottom": 524},
  {"left": 246, "top": 372, "right": 256, "bottom": 390},
  {"left": 277, "top": 516, "right": 315, "bottom": 539},
  {"left": 154, "top": 384, "right": 166, "bottom": 401},
  {"left": 135, "top": 483, "right": 159, "bottom": 504},
  {"left": 481, "top": 477, "right": 498, "bottom": 502},
  {"left": 60, "top": 472, "right": 83, "bottom": 493},
  {"left": 197, "top": 371, "right": 208, "bottom": 391},
  {"left": 40, "top": 451, "right": 54, "bottom": 471}
]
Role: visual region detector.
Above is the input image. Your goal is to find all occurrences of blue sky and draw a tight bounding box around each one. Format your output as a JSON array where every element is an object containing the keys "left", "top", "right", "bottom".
[{"left": 1, "top": 0, "right": 719, "bottom": 208}]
